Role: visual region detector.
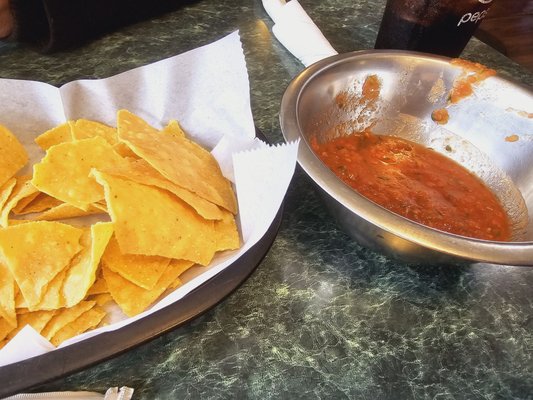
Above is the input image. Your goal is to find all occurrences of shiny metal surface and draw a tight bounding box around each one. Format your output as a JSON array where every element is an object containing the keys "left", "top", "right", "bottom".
[{"left": 281, "top": 50, "right": 533, "bottom": 265}]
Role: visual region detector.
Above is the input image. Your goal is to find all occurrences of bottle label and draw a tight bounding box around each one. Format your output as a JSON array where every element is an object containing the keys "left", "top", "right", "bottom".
[{"left": 457, "top": 0, "right": 493, "bottom": 26}]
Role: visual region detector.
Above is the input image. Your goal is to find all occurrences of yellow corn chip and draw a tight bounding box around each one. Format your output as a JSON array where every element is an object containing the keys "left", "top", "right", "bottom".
[
  {"left": 72, "top": 119, "right": 118, "bottom": 145},
  {"left": 162, "top": 119, "right": 185, "bottom": 138},
  {"left": 0, "top": 124, "right": 28, "bottom": 188},
  {"left": 31, "top": 269, "right": 67, "bottom": 311},
  {"left": 14, "top": 288, "right": 25, "bottom": 309},
  {"left": 169, "top": 259, "right": 195, "bottom": 278},
  {"left": 0, "top": 178, "right": 17, "bottom": 212},
  {"left": 32, "top": 202, "right": 105, "bottom": 221},
  {"left": 113, "top": 142, "right": 139, "bottom": 159},
  {"left": 0, "top": 262, "right": 16, "bottom": 327},
  {"left": 11, "top": 191, "right": 41, "bottom": 215},
  {"left": 88, "top": 293, "right": 113, "bottom": 307},
  {"left": 169, "top": 277, "right": 183, "bottom": 290},
  {"left": 102, "top": 260, "right": 184, "bottom": 317},
  {"left": 102, "top": 158, "right": 223, "bottom": 220},
  {"left": 0, "top": 221, "right": 83, "bottom": 308},
  {"left": 0, "top": 175, "right": 39, "bottom": 227},
  {"left": 167, "top": 259, "right": 195, "bottom": 289},
  {"left": 214, "top": 209, "right": 241, "bottom": 251},
  {"left": 0, "top": 317, "right": 16, "bottom": 341},
  {"left": 94, "top": 170, "right": 217, "bottom": 265},
  {"left": 51, "top": 306, "right": 105, "bottom": 347},
  {"left": 102, "top": 235, "right": 170, "bottom": 290},
  {"left": 116, "top": 109, "right": 237, "bottom": 214},
  {"left": 32, "top": 136, "right": 126, "bottom": 210},
  {"left": 41, "top": 300, "right": 96, "bottom": 340},
  {"left": 34, "top": 122, "right": 73, "bottom": 151},
  {"left": 7, "top": 310, "right": 56, "bottom": 340},
  {"left": 62, "top": 222, "right": 114, "bottom": 307},
  {"left": 86, "top": 276, "right": 108, "bottom": 296},
  {"left": 11, "top": 192, "right": 62, "bottom": 215}
]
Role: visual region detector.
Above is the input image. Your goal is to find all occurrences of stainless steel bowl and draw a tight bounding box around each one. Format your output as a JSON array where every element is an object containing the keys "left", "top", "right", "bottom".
[{"left": 280, "top": 50, "right": 533, "bottom": 266}]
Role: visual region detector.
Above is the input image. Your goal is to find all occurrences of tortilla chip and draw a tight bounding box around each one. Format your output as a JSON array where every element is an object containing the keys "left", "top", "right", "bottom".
[
  {"left": 71, "top": 119, "right": 118, "bottom": 145},
  {"left": 11, "top": 191, "right": 41, "bottom": 215},
  {"left": 102, "top": 261, "right": 184, "bottom": 317},
  {"left": 11, "top": 192, "right": 62, "bottom": 215},
  {"left": 0, "top": 178, "right": 17, "bottom": 212},
  {"left": 7, "top": 310, "right": 56, "bottom": 340},
  {"left": 169, "top": 259, "right": 195, "bottom": 278},
  {"left": 32, "top": 269, "right": 67, "bottom": 311},
  {"left": 0, "top": 262, "right": 16, "bottom": 327},
  {"left": 14, "top": 288, "right": 25, "bottom": 309},
  {"left": 62, "top": 222, "right": 114, "bottom": 307},
  {"left": 86, "top": 276, "right": 108, "bottom": 296},
  {"left": 214, "top": 209, "right": 241, "bottom": 251},
  {"left": 87, "top": 293, "right": 113, "bottom": 307},
  {"left": 0, "top": 175, "right": 39, "bottom": 227},
  {"left": 34, "top": 122, "right": 73, "bottom": 151},
  {"left": 103, "top": 158, "right": 224, "bottom": 220},
  {"left": 116, "top": 109, "right": 237, "bottom": 214},
  {"left": 162, "top": 119, "right": 185, "bottom": 138},
  {"left": 0, "top": 124, "right": 28, "bottom": 188},
  {"left": 0, "top": 317, "right": 15, "bottom": 341},
  {"left": 113, "top": 142, "right": 139, "bottom": 159},
  {"left": 41, "top": 300, "right": 96, "bottom": 341},
  {"left": 102, "top": 235, "right": 170, "bottom": 290},
  {"left": 0, "top": 221, "right": 83, "bottom": 308},
  {"left": 32, "top": 202, "right": 105, "bottom": 221},
  {"left": 167, "top": 259, "right": 195, "bottom": 289},
  {"left": 51, "top": 306, "right": 105, "bottom": 347},
  {"left": 32, "top": 136, "right": 126, "bottom": 210},
  {"left": 94, "top": 170, "right": 217, "bottom": 265}
]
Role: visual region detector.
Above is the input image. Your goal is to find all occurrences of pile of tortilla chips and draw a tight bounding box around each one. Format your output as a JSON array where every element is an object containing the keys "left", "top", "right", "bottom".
[{"left": 0, "top": 110, "right": 240, "bottom": 349}]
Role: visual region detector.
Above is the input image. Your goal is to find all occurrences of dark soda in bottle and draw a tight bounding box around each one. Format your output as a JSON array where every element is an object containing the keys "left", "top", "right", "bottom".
[{"left": 374, "top": 0, "right": 495, "bottom": 57}]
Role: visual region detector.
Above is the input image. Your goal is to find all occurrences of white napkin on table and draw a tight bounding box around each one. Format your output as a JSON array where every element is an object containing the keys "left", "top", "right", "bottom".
[
  {"left": 2, "top": 386, "right": 133, "bottom": 399},
  {"left": 262, "top": 0, "right": 338, "bottom": 67}
]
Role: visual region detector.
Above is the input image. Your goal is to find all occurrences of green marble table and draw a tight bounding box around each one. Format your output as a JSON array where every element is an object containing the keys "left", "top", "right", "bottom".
[{"left": 1, "top": 1, "right": 532, "bottom": 399}]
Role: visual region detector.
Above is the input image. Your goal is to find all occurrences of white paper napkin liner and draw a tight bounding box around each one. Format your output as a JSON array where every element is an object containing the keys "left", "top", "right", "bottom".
[
  {"left": 0, "top": 325, "right": 55, "bottom": 363},
  {"left": 3, "top": 386, "right": 133, "bottom": 399},
  {"left": 234, "top": 140, "right": 299, "bottom": 243},
  {"left": 263, "top": 0, "right": 338, "bottom": 67}
]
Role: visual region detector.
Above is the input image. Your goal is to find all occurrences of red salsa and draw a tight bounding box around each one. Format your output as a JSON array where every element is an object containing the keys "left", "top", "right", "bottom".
[{"left": 311, "top": 131, "right": 511, "bottom": 241}]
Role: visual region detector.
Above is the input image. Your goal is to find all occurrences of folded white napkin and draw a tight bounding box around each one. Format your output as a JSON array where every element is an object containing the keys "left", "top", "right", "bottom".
[
  {"left": 3, "top": 386, "right": 133, "bottom": 399},
  {"left": 262, "top": 0, "right": 338, "bottom": 67}
]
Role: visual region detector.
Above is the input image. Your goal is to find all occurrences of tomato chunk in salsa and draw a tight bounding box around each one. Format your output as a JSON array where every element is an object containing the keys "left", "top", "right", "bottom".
[{"left": 311, "top": 131, "right": 511, "bottom": 241}]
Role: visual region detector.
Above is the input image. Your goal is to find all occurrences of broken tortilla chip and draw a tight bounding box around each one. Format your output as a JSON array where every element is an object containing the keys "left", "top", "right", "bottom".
[
  {"left": 32, "top": 136, "right": 126, "bottom": 210},
  {"left": 0, "top": 178, "right": 17, "bottom": 213},
  {"left": 61, "top": 222, "right": 114, "bottom": 307},
  {"left": 102, "top": 158, "right": 224, "bottom": 220},
  {"left": 71, "top": 119, "right": 118, "bottom": 145},
  {"left": 41, "top": 300, "right": 96, "bottom": 341},
  {"left": 0, "top": 124, "right": 28, "bottom": 188},
  {"left": 50, "top": 306, "right": 105, "bottom": 347},
  {"left": 102, "top": 260, "right": 185, "bottom": 317},
  {"left": 116, "top": 109, "right": 237, "bottom": 213},
  {"left": 102, "top": 235, "right": 170, "bottom": 290},
  {"left": 0, "top": 175, "right": 38, "bottom": 227},
  {"left": 94, "top": 170, "right": 217, "bottom": 265},
  {"left": 0, "top": 221, "right": 83, "bottom": 308},
  {"left": 0, "top": 262, "right": 16, "bottom": 327},
  {"left": 34, "top": 122, "right": 73, "bottom": 151},
  {"left": 214, "top": 209, "right": 241, "bottom": 251}
]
